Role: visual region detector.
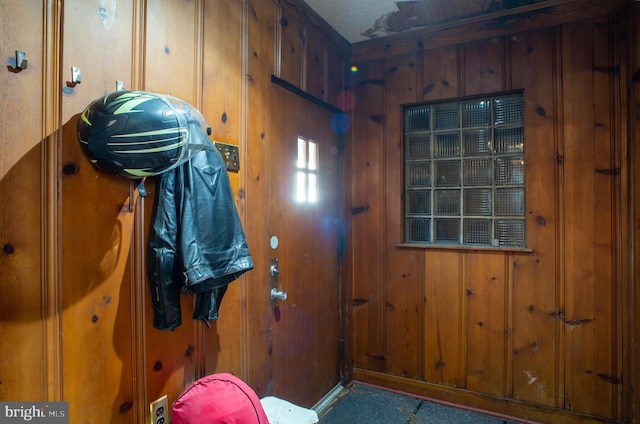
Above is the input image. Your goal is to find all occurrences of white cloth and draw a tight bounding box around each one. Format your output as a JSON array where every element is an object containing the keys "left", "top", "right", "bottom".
[{"left": 260, "top": 396, "right": 318, "bottom": 424}]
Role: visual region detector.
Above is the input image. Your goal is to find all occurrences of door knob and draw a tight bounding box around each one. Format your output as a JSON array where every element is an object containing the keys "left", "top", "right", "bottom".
[{"left": 271, "top": 288, "right": 287, "bottom": 302}]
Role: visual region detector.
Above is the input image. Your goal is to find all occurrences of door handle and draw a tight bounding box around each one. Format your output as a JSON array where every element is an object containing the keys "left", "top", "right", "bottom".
[{"left": 271, "top": 288, "right": 287, "bottom": 302}]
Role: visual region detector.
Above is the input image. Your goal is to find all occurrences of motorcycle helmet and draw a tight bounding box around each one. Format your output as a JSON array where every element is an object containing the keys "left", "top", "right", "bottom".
[{"left": 78, "top": 90, "right": 212, "bottom": 179}]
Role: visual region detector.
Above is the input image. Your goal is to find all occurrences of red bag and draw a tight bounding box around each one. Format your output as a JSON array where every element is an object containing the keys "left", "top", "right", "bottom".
[{"left": 172, "top": 373, "right": 269, "bottom": 423}]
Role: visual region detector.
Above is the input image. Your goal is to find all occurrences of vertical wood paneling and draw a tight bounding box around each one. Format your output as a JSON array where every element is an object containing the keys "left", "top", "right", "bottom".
[
  {"left": 419, "top": 45, "right": 465, "bottom": 387},
  {"left": 509, "top": 27, "right": 559, "bottom": 407},
  {"left": 420, "top": 45, "right": 465, "bottom": 387},
  {"left": 561, "top": 18, "right": 616, "bottom": 418},
  {"left": 462, "top": 49, "right": 506, "bottom": 406},
  {"left": 631, "top": 6, "right": 640, "bottom": 419},
  {"left": 43, "top": 0, "right": 64, "bottom": 402},
  {"left": 201, "top": 0, "right": 245, "bottom": 378},
  {"left": 0, "top": 0, "right": 46, "bottom": 401},
  {"left": 60, "top": 1, "right": 136, "bottom": 123},
  {"left": 305, "top": 32, "right": 326, "bottom": 101},
  {"left": 351, "top": 8, "right": 630, "bottom": 420},
  {"left": 465, "top": 252, "right": 507, "bottom": 396},
  {"left": 326, "top": 48, "right": 346, "bottom": 110},
  {"left": 278, "top": 9, "right": 304, "bottom": 88},
  {"left": 630, "top": 5, "right": 640, "bottom": 422},
  {"left": 350, "top": 60, "right": 385, "bottom": 372},
  {"left": 1, "top": 0, "right": 352, "bottom": 420},
  {"left": 424, "top": 251, "right": 464, "bottom": 387},
  {"left": 59, "top": 1, "right": 138, "bottom": 421},
  {"left": 613, "top": 17, "right": 628, "bottom": 421},
  {"left": 143, "top": 0, "right": 199, "bottom": 411},
  {"left": 145, "top": 0, "right": 197, "bottom": 98},
  {"left": 383, "top": 53, "right": 423, "bottom": 379},
  {"left": 203, "top": 0, "right": 243, "bottom": 145},
  {"left": 59, "top": 101, "right": 137, "bottom": 417},
  {"left": 464, "top": 37, "right": 505, "bottom": 96},
  {"left": 0, "top": 0, "right": 45, "bottom": 179},
  {"left": 245, "top": 0, "right": 276, "bottom": 398},
  {"left": 0, "top": 1, "right": 634, "bottom": 423},
  {"left": 592, "top": 15, "right": 624, "bottom": 419},
  {"left": 422, "top": 45, "right": 459, "bottom": 101}
]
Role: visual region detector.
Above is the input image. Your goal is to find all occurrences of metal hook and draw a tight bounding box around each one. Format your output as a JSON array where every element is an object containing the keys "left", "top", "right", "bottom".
[
  {"left": 66, "top": 67, "right": 82, "bottom": 87},
  {"left": 7, "top": 50, "right": 28, "bottom": 73}
]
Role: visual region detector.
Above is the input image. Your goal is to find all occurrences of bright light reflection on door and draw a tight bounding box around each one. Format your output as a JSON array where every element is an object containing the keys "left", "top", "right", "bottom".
[{"left": 295, "top": 137, "right": 319, "bottom": 203}]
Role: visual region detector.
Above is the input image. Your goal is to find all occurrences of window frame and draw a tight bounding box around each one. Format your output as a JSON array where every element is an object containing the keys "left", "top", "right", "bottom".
[
  {"left": 401, "top": 91, "right": 530, "bottom": 251},
  {"left": 295, "top": 136, "right": 319, "bottom": 204}
]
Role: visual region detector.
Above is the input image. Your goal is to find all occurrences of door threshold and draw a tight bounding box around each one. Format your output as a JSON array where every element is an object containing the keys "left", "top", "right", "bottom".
[{"left": 312, "top": 383, "right": 346, "bottom": 416}]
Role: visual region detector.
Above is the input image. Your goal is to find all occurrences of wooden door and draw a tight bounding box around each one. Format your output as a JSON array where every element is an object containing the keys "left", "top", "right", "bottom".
[{"left": 268, "top": 84, "right": 342, "bottom": 407}]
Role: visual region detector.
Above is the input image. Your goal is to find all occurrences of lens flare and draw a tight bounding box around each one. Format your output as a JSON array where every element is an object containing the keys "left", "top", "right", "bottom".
[
  {"left": 330, "top": 113, "right": 351, "bottom": 134},
  {"left": 336, "top": 91, "right": 356, "bottom": 111}
]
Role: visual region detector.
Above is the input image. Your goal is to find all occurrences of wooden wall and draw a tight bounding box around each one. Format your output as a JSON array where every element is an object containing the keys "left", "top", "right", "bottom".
[
  {"left": 3, "top": 0, "right": 639, "bottom": 423},
  {"left": 628, "top": 2, "right": 640, "bottom": 421},
  {"left": 0, "top": 0, "right": 348, "bottom": 422},
  {"left": 346, "top": 0, "right": 636, "bottom": 423}
]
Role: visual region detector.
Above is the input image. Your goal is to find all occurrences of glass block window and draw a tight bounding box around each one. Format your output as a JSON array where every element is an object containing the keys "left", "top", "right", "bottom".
[{"left": 403, "top": 93, "right": 525, "bottom": 247}]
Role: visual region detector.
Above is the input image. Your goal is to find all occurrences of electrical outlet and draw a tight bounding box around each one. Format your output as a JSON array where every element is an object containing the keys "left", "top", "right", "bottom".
[{"left": 150, "top": 394, "right": 168, "bottom": 424}]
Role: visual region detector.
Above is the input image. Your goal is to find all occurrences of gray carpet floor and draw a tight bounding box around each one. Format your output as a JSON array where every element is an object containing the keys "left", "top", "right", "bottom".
[{"left": 319, "top": 384, "right": 524, "bottom": 424}]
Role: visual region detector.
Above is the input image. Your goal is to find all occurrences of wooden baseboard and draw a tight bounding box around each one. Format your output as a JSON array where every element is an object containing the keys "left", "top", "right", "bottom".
[{"left": 353, "top": 369, "right": 622, "bottom": 424}]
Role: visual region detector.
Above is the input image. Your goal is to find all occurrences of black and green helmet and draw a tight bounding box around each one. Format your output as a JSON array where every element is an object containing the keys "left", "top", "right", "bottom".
[{"left": 78, "top": 90, "right": 211, "bottom": 179}]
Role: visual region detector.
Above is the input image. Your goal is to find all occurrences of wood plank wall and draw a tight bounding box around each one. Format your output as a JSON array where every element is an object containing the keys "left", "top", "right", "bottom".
[
  {"left": 347, "top": 0, "right": 635, "bottom": 423},
  {"left": 0, "top": 0, "right": 348, "bottom": 422},
  {"left": 631, "top": 3, "right": 640, "bottom": 421},
  {"left": 3, "top": 0, "right": 638, "bottom": 423}
]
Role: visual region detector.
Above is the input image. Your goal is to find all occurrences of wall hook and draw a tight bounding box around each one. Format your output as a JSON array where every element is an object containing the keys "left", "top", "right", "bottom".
[
  {"left": 66, "top": 67, "right": 82, "bottom": 87},
  {"left": 7, "top": 50, "right": 28, "bottom": 73}
]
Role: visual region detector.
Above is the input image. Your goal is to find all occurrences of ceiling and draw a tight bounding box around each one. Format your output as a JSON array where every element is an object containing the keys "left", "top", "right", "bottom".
[{"left": 302, "top": 0, "right": 551, "bottom": 44}]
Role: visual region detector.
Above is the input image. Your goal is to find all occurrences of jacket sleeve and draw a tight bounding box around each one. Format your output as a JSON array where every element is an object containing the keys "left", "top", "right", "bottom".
[
  {"left": 147, "top": 168, "right": 183, "bottom": 331},
  {"left": 193, "top": 285, "right": 228, "bottom": 324}
]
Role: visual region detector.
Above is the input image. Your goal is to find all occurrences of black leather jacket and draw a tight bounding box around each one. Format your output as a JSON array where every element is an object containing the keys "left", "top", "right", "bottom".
[{"left": 147, "top": 145, "right": 253, "bottom": 330}]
